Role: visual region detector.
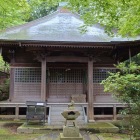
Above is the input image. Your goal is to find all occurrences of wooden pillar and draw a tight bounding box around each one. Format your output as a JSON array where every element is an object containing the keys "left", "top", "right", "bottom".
[
  {"left": 113, "top": 104, "right": 117, "bottom": 120},
  {"left": 87, "top": 59, "right": 94, "bottom": 121},
  {"left": 41, "top": 58, "right": 46, "bottom": 101},
  {"left": 15, "top": 105, "right": 19, "bottom": 119},
  {"left": 9, "top": 68, "right": 15, "bottom": 101}
]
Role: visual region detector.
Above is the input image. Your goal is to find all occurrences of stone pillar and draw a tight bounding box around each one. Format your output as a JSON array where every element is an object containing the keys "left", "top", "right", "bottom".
[
  {"left": 41, "top": 58, "right": 46, "bottom": 101},
  {"left": 87, "top": 59, "right": 94, "bottom": 121}
]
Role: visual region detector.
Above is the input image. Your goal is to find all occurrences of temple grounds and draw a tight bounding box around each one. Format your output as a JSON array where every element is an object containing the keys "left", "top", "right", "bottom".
[{"left": 0, "top": 120, "right": 131, "bottom": 140}]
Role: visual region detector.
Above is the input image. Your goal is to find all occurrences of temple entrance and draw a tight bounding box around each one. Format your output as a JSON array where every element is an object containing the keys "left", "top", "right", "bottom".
[{"left": 47, "top": 66, "right": 86, "bottom": 103}]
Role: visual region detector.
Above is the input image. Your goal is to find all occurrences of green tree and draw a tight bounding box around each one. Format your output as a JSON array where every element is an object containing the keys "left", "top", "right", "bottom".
[
  {"left": 0, "top": 78, "right": 9, "bottom": 101},
  {"left": 0, "top": 55, "right": 9, "bottom": 73},
  {"left": 101, "top": 62, "right": 140, "bottom": 138},
  {"left": 0, "top": 0, "right": 57, "bottom": 30},
  {"left": 0, "top": 0, "right": 30, "bottom": 30},
  {"left": 68, "top": 0, "right": 140, "bottom": 36},
  {"left": 27, "top": 0, "right": 58, "bottom": 22}
]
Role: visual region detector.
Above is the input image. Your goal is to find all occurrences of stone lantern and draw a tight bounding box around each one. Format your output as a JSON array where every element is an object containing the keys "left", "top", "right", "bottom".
[{"left": 59, "top": 100, "right": 83, "bottom": 140}]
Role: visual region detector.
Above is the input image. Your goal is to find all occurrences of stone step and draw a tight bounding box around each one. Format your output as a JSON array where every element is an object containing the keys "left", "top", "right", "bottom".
[
  {"left": 50, "top": 120, "right": 86, "bottom": 125},
  {"left": 51, "top": 107, "right": 83, "bottom": 111},
  {"left": 51, "top": 111, "right": 84, "bottom": 115},
  {"left": 49, "top": 105, "right": 86, "bottom": 125},
  {"left": 50, "top": 116, "right": 85, "bottom": 120},
  {"left": 50, "top": 119, "right": 86, "bottom": 124}
]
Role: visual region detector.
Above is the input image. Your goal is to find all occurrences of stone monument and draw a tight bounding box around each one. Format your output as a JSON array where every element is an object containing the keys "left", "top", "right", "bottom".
[{"left": 59, "top": 100, "right": 83, "bottom": 140}]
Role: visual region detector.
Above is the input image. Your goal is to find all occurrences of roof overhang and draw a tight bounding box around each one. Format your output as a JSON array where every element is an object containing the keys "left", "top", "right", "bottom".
[{"left": 0, "top": 39, "right": 140, "bottom": 49}]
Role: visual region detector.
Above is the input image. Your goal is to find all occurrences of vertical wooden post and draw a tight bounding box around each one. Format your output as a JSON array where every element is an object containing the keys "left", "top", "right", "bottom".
[
  {"left": 87, "top": 59, "right": 94, "bottom": 121},
  {"left": 113, "top": 104, "right": 117, "bottom": 120},
  {"left": 15, "top": 105, "right": 19, "bottom": 119},
  {"left": 41, "top": 58, "right": 46, "bottom": 101},
  {"left": 9, "top": 68, "right": 15, "bottom": 101}
]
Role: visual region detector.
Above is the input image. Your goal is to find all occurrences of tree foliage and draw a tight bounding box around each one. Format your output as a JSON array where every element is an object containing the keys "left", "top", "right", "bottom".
[
  {"left": 0, "top": 78, "right": 9, "bottom": 101},
  {"left": 26, "top": 0, "right": 58, "bottom": 22},
  {"left": 0, "top": 0, "right": 58, "bottom": 31},
  {"left": 101, "top": 62, "right": 140, "bottom": 137},
  {"left": 0, "top": 55, "right": 9, "bottom": 73},
  {"left": 0, "top": 0, "right": 30, "bottom": 30},
  {"left": 0, "top": 55, "right": 9, "bottom": 101},
  {"left": 68, "top": 0, "right": 140, "bottom": 36}
]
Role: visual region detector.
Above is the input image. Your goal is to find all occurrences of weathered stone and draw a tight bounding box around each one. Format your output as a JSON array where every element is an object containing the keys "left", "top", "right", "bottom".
[
  {"left": 63, "top": 126, "right": 79, "bottom": 137},
  {"left": 60, "top": 100, "right": 84, "bottom": 140},
  {"left": 60, "top": 133, "right": 83, "bottom": 140},
  {"left": 61, "top": 110, "right": 80, "bottom": 120},
  {"left": 17, "top": 127, "right": 33, "bottom": 134},
  {"left": 88, "top": 120, "right": 95, "bottom": 123}
]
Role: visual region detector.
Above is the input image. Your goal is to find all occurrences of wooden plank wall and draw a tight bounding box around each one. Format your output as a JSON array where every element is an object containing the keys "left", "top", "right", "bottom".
[
  {"left": 49, "top": 83, "right": 83, "bottom": 98},
  {"left": 14, "top": 83, "right": 41, "bottom": 101},
  {"left": 93, "top": 83, "right": 117, "bottom": 103}
]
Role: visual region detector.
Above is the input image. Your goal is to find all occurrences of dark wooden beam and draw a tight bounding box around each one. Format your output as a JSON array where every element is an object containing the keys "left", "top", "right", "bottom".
[
  {"left": 87, "top": 59, "right": 94, "bottom": 121},
  {"left": 46, "top": 56, "right": 89, "bottom": 63},
  {"left": 41, "top": 58, "right": 46, "bottom": 101},
  {"left": 9, "top": 68, "right": 15, "bottom": 101}
]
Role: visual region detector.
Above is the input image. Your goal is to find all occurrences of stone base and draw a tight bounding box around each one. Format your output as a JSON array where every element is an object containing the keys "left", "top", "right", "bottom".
[
  {"left": 63, "top": 126, "right": 79, "bottom": 137},
  {"left": 88, "top": 120, "right": 95, "bottom": 123},
  {"left": 60, "top": 133, "right": 83, "bottom": 140}
]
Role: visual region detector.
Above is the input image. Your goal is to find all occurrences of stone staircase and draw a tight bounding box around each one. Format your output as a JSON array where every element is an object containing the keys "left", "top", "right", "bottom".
[{"left": 48, "top": 105, "right": 87, "bottom": 125}]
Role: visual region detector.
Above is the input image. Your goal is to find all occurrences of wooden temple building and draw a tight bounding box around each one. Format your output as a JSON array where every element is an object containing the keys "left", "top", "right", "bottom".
[{"left": 0, "top": 5, "right": 140, "bottom": 123}]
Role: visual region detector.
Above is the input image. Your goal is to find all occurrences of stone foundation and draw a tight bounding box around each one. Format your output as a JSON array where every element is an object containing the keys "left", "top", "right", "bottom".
[{"left": 60, "top": 133, "right": 83, "bottom": 140}]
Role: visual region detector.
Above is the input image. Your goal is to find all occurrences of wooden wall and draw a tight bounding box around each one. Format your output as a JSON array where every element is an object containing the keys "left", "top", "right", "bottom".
[
  {"left": 10, "top": 63, "right": 117, "bottom": 103},
  {"left": 13, "top": 83, "right": 41, "bottom": 102}
]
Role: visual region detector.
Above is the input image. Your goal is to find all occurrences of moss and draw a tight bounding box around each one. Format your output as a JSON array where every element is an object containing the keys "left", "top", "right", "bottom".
[
  {"left": 20, "top": 122, "right": 48, "bottom": 129},
  {"left": 87, "top": 122, "right": 113, "bottom": 128},
  {"left": 86, "top": 122, "right": 119, "bottom": 133},
  {"left": 97, "top": 133, "right": 130, "bottom": 140},
  {"left": 0, "top": 128, "right": 9, "bottom": 135}
]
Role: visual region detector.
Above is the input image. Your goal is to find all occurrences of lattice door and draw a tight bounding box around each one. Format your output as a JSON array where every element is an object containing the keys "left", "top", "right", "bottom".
[
  {"left": 48, "top": 68, "right": 85, "bottom": 98},
  {"left": 93, "top": 68, "right": 116, "bottom": 95}
]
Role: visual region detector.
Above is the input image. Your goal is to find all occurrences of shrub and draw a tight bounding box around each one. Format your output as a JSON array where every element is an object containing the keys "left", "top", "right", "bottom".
[{"left": 0, "top": 78, "right": 9, "bottom": 101}]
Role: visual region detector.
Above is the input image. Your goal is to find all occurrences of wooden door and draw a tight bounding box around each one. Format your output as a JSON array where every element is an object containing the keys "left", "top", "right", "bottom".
[{"left": 47, "top": 68, "right": 85, "bottom": 102}]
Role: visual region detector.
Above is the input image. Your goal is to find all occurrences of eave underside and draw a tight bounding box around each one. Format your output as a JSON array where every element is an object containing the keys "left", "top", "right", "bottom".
[{"left": 0, "top": 40, "right": 140, "bottom": 63}]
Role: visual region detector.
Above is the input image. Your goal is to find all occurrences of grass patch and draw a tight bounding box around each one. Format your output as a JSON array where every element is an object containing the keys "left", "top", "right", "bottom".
[
  {"left": 0, "top": 122, "right": 42, "bottom": 140},
  {"left": 21, "top": 122, "right": 48, "bottom": 128},
  {"left": 89, "top": 133, "right": 130, "bottom": 140},
  {"left": 87, "top": 122, "right": 114, "bottom": 128},
  {"left": 0, "top": 134, "right": 42, "bottom": 140},
  {"left": 87, "top": 122, "right": 119, "bottom": 133},
  {"left": 98, "top": 133, "right": 130, "bottom": 140},
  {"left": 0, "top": 120, "right": 132, "bottom": 140}
]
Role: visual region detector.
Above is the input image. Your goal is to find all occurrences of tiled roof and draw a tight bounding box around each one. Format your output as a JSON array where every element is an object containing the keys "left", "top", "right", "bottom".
[{"left": 0, "top": 9, "right": 139, "bottom": 42}]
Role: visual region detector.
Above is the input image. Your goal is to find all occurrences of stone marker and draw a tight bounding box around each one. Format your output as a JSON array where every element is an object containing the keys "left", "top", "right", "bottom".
[{"left": 59, "top": 100, "right": 83, "bottom": 140}]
